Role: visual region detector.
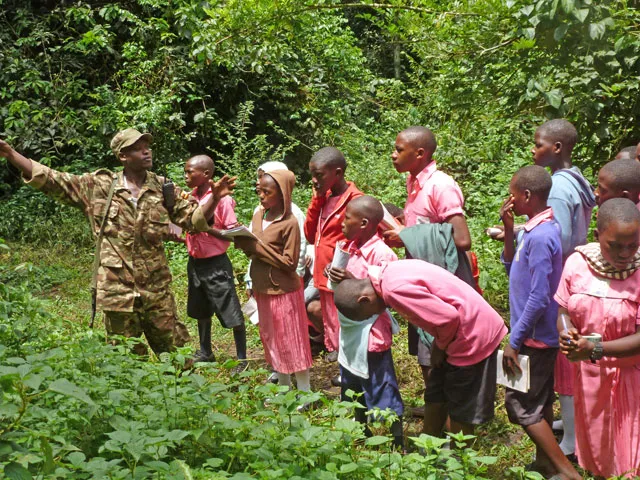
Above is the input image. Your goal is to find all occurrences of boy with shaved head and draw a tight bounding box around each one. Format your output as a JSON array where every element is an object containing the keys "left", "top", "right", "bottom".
[
  {"left": 596, "top": 158, "right": 640, "bottom": 209},
  {"left": 383, "top": 126, "right": 473, "bottom": 409},
  {"left": 305, "top": 147, "right": 362, "bottom": 373},
  {"left": 327, "top": 195, "right": 403, "bottom": 447},
  {"left": 334, "top": 260, "right": 506, "bottom": 441},
  {"left": 184, "top": 155, "right": 247, "bottom": 365}
]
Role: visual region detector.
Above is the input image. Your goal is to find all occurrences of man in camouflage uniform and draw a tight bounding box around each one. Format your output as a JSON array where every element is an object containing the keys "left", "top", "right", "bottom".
[{"left": 0, "top": 129, "right": 232, "bottom": 355}]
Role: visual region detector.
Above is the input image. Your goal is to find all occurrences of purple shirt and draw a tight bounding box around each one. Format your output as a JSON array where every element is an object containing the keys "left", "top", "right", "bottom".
[{"left": 502, "top": 208, "right": 563, "bottom": 349}]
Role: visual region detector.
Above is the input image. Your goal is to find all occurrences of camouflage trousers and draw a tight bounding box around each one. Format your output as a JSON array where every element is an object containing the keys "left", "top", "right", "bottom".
[{"left": 103, "top": 289, "right": 190, "bottom": 356}]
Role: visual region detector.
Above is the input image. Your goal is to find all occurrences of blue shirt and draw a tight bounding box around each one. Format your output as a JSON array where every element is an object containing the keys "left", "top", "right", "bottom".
[{"left": 502, "top": 209, "right": 563, "bottom": 350}]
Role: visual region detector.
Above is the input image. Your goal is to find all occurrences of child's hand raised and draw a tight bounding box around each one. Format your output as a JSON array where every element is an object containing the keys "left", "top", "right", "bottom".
[
  {"left": 210, "top": 174, "right": 237, "bottom": 200},
  {"left": 499, "top": 195, "right": 515, "bottom": 231}
]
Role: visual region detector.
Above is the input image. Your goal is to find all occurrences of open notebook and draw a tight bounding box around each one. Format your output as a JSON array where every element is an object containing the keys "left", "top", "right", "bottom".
[
  {"left": 496, "top": 350, "right": 530, "bottom": 393},
  {"left": 218, "top": 225, "right": 258, "bottom": 240}
]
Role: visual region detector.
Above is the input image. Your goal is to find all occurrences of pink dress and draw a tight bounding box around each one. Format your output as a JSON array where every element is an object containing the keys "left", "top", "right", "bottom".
[
  {"left": 555, "top": 252, "right": 640, "bottom": 478},
  {"left": 255, "top": 288, "right": 312, "bottom": 374}
]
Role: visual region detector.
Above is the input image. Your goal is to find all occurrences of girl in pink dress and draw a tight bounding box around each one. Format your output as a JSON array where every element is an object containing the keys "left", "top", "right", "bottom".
[
  {"left": 555, "top": 198, "right": 640, "bottom": 478},
  {"left": 234, "top": 169, "right": 313, "bottom": 394}
]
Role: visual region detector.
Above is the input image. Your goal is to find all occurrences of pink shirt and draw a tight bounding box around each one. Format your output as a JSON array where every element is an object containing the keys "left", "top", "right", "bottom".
[
  {"left": 370, "top": 259, "right": 507, "bottom": 366},
  {"left": 554, "top": 251, "right": 640, "bottom": 368},
  {"left": 346, "top": 234, "right": 398, "bottom": 351},
  {"left": 403, "top": 161, "right": 465, "bottom": 227},
  {"left": 186, "top": 189, "right": 238, "bottom": 259}
]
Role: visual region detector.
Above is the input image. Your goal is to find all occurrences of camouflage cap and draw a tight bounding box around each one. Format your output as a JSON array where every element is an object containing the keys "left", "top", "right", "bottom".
[{"left": 110, "top": 128, "right": 153, "bottom": 156}]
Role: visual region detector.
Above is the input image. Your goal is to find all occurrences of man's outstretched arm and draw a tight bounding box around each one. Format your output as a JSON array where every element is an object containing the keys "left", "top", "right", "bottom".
[{"left": 0, "top": 139, "right": 33, "bottom": 179}]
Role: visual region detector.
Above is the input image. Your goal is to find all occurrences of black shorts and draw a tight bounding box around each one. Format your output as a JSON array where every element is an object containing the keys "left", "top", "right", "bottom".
[
  {"left": 505, "top": 345, "right": 558, "bottom": 427},
  {"left": 424, "top": 348, "right": 498, "bottom": 425},
  {"left": 187, "top": 254, "right": 244, "bottom": 328}
]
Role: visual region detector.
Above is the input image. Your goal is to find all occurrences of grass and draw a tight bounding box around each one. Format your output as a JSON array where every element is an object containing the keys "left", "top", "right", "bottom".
[{"left": 0, "top": 239, "right": 596, "bottom": 479}]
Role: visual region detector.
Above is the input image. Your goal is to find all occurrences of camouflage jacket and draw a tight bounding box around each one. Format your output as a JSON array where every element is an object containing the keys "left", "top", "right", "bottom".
[{"left": 26, "top": 161, "right": 209, "bottom": 312}]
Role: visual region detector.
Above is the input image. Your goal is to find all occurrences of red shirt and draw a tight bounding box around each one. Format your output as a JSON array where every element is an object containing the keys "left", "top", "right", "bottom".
[{"left": 304, "top": 182, "right": 363, "bottom": 291}]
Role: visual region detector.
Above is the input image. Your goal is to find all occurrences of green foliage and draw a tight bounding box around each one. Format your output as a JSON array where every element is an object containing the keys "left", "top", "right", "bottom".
[
  {"left": 2, "top": 0, "right": 639, "bottom": 309},
  {"left": 0, "top": 268, "right": 500, "bottom": 479}
]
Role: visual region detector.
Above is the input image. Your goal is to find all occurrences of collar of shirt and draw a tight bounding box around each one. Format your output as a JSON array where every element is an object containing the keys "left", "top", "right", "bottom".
[
  {"left": 524, "top": 207, "right": 554, "bottom": 232},
  {"left": 346, "top": 235, "right": 381, "bottom": 258},
  {"left": 191, "top": 186, "right": 211, "bottom": 201},
  {"left": 407, "top": 160, "right": 438, "bottom": 192}
]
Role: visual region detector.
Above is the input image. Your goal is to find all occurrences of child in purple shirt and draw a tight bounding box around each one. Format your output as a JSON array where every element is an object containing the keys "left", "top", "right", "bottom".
[{"left": 500, "top": 165, "right": 580, "bottom": 480}]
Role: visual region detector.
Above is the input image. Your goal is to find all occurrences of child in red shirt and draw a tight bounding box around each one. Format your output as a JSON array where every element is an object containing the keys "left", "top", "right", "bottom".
[{"left": 304, "top": 147, "right": 362, "bottom": 370}]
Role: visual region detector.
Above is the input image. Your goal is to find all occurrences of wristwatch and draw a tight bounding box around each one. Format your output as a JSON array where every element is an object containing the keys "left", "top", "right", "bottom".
[{"left": 589, "top": 342, "right": 604, "bottom": 363}]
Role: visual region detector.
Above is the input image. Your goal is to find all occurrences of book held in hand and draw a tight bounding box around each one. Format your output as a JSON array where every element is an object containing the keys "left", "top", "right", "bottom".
[
  {"left": 218, "top": 225, "right": 258, "bottom": 240},
  {"left": 496, "top": 350, "right": 530, "bottom": 393}
]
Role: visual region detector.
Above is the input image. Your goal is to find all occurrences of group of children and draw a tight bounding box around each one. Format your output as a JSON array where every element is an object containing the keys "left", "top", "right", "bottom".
[{"left": 178, "top": 121, "right": 640, "bottom": 478}]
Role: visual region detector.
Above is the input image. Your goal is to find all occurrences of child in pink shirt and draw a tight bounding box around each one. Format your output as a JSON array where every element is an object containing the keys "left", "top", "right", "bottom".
[
  {"left": 184, "top": 155, "right": 246, "bottom": 365},
  {"left": 333, "top": 259, "right": 507, "bottom": 439},
  {"left": 382, "top": 126, "right": 472, "bottom": 393},
  {"left": 327, "top": 196, "right": 403, "bottom": 448},
  {"left": 556, "top": 198, "right": 640, "bottom": 478}
]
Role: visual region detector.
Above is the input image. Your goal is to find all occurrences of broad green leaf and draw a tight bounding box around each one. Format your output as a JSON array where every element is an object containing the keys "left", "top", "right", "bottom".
[
  {"left": 365, "top": 435, "right": 391, "bottom": 446},
  {"left": 589, "top": 22, "right": 606, "bottom": 40},
  {"left": 49, "top": 379, "right": 95, "bottom": 405},
  {"left": 339, "top": 463, "right": 358, "bottom": 473},
  {"left": 543, "top": 89, "right": 563, "bottom": 108},
  {"left": 560, "top": 0, "right": 575, "bottom": 13},
  {"left": 67, "top": 452, "right": 86, "bottom": 467},
  {"left": 4, "top": 462, "right": 32, "bottom": 480},
  {"left": 554, "top": 25, "right": 569, "bottom": 41},
  {"left": 107, "top": 430, "right": 132, "bottom": 444},
  {"left": 573, "top": 8, "right": 589, "bottom": 23}
]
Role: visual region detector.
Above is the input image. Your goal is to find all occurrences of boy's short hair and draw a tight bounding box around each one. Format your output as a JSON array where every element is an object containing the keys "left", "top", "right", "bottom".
[
  {"left": 600, "top": 159, "right": 640, "bottom": 195},
  {"left": 188, "top": 155, "right": 215, "bottom": 174},
  {"left": 333, "top": 279, "right": 371, "bottom": 320},
  {"left": 597, "top": 198, "right": 640, "bottom": 231},
  {"left": 310, "top": 147, "right": 347, "bottom": 171},
  {"left": 349, "top": 196, "right": 384, "bottom": 225},
  {"left": 512, "top": 165, "right": 552, "bottom": 201},
  {"left": 615, "top": 146, "right": 638, "bottom": 160},
  {"left": 536, "top": 119, "right": 578, "bottom": 150},
  {"left": 400, "top": 126, "right": 437, "bottom": 154}
]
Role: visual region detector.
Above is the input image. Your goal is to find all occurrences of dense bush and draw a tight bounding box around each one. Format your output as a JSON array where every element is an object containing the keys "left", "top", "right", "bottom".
[{"left": 2, "top": 0, "right": 638, "bottom": 311}]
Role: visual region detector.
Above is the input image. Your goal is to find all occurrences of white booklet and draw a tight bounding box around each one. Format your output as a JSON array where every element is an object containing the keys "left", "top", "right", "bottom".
[
  {"left": 218, "top": 225, "right": 258, "bottom": 240},
  {"left": 380, "top": 202, "right": 402, "bottom": 231},
  {"left": 496, "top": 350, "right": 530, "bottom": 393},
  {"left": 327, "top": 242, "right": 350, "bottom": 291}
]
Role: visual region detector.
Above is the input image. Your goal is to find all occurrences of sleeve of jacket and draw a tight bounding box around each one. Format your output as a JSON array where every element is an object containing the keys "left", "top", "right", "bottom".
[
  {"left": 304, "top": 195, "right": 325, "bottom": 244},
  {"left": 169, "top": 186, "right": 209, "bottom": 232},
  {"left": 24, "top": 160, "right": 97, "bottom": 211}
]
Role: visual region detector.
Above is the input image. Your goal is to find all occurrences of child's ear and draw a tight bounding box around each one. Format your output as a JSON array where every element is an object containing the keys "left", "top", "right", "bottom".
[
  {"left": 622, "top": 190, "right": 632, "bottom": 200},
  {"left": 356, "top": 294, "right": 372, "bottom": 305},
  {"left": 594, "top": 229, "right": 600, "bottom": 241},
  {"left": 361, "top": 218, "right": 369, "bottom": 229},
  {"left": 524, "top": 189, "right": 532, "bottom": 202},
  {"left": 335, "top": 167, "right": 344, "bottom": 177},
  {"left": 553, "top": 141, "right": 563, "bottom": 154}
]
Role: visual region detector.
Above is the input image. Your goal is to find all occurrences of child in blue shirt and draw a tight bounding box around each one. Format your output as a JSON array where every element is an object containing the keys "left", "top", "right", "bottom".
[{"left": 500, "top": 165, "right": 580, "bottom": 480}]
